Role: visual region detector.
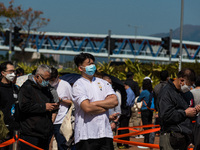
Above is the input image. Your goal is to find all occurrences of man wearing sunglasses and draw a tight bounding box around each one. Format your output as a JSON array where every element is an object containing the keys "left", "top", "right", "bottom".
[
  {"left": 0, "top": 61, "right": 19, "bottom": 150},
  {"left": 18, "top": 64, "right": 59, "bottom": 150}
]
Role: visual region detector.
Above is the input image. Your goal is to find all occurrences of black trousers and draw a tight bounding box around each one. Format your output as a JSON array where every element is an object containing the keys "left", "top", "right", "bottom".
[
  {"left": 193, "top": 116, "right": 200, "bottom": 150},
  {"left": 117, "top": 115, "right": 130, "bottom": 147},
  {"left": 20, "top": 134, "right": 49, "bottom": 150},
  {"left": 141, "top": 109, "right": 153, "bottom": 143},
  {"left": 75, "top": 138, "right": 114, "bottom": 150}
]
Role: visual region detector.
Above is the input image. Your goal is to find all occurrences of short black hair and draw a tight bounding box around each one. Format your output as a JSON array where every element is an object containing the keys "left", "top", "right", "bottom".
[
  {"left": 32, "top": 69, "right": 36, "bottom": 75},
  {"left": 142, "top": 79, "right": 152, "bottom": 92},
  {"left": 16, "top": 67, "right": 24, "bottom": 76},
  {"left": 177, "top": 68, "right": 196, "bottom": 84},
  {"left": 50, "top": 67, "right": 58, "bottom": 79},
  {"left": 160, "top": 70, "right": 169, "bottom": 81},
  {"left": 126, "top": 72, "right": 134, "bottom": 79},
  {"left": 0, "top": 61, "right": 13, "bottom": 72},
  {"left": 124, "top": 80, "right": 129, "bottom": 86},
  {"left": 195, "top": 76, "right": 200, "bottom": 87},
  {"left": 74, "top": 53, "right": 95, "bottom": 67}
]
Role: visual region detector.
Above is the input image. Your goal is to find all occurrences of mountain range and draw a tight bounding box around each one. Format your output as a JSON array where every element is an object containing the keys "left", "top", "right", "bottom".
[{"left": 151, "top": 24, "right": 200, "bottom": 42}]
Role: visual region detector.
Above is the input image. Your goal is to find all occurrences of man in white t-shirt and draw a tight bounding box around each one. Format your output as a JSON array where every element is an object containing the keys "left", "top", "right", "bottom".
[
  {"left": 50, "top": 67, "right": 72, "bottom": 150},
  {"left": 72, "top": 53, "right": 118, "bottom": 150}
]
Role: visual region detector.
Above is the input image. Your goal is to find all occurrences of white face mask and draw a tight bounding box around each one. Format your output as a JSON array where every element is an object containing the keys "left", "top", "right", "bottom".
[
  {"left": 5, "top": 73, "right": 16, "bottom": 82},
  {"left": 50, "top": 78, "right": 59, "bottom": 87},
  {"left": 181, "top": 84, "right": 191, "bottom": 93}
]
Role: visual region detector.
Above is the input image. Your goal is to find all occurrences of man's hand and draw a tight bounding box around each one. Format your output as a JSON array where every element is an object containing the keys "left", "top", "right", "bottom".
[
  {"left": 110, "top": 122, "right": 116, "bottom": 130},
  {"left": 195, "top": 105, "right": 200, "bottom": 113},
  {"left": 109, "top": 113, "right": 120, "bottom": 121},
  {"left": 46, "top": 103, "right": 59, "bottom": 111},
  {"left": 185, "top": 107, "right": 197, "bottom": 117},
  {"left": 52, "top": 113, "right": 57, "bottom": 123}
]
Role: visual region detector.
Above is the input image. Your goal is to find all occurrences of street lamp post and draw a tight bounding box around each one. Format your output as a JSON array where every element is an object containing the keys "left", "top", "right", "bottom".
[
  {"left": 134, "top": 26, "right": 139, "bottom": 50},
  {"left": 107, "top": 30, "right": 111, "bottom": 63},
  {"left": 128, "top": 24, "right": 141, "bottom": 53},
  {"left": 178, "top": 0, "right": 184, "bottom": 71},
  {"left": 8, "top": 23, "right": 12, "bottom": 61}
]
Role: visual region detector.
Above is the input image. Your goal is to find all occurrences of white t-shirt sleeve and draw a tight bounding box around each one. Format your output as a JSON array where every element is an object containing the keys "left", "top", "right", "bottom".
[
  {"left": 102, "top": 80, "right": 116, "bottom": 97},
  {"left": 72, "top": 82, "right": 88, "bottom": 106},
  {"left": 58, "top": 80, "right": 72, "bottom": 100}
]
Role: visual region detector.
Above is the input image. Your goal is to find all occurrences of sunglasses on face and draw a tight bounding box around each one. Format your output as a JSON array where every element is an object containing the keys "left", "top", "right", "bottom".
[{"left": 39, "top": 74, "right": 50, "bottom": 81}]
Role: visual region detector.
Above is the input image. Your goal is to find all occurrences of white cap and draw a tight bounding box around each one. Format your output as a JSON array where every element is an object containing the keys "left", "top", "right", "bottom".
[{"left": 144, "top": 76, "right": 153, "bottom": 83}]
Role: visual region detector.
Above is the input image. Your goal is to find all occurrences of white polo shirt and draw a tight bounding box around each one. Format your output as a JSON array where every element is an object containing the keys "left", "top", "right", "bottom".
[
  {"left": 72, "top": 77, "right": 115, "bottom": 144},
  {"left": 54, "top": 79, "right": 72, "bottom": 124}
]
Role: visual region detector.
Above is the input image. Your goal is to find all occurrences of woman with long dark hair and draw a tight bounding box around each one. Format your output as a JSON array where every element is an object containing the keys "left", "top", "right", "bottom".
[{"left": 138, "top": 78, "right": 153, "bottom": 144}]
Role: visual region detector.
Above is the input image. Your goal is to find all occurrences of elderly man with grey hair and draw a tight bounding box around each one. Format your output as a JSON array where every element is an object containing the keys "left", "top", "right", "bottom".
[{"left": 18, "top": 64, "right": 59, "bottom": 150}]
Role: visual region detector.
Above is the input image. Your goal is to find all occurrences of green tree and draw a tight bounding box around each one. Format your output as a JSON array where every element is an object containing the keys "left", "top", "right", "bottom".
[{"left": 0, "top": 0, "right": 50, "bottom": 61}]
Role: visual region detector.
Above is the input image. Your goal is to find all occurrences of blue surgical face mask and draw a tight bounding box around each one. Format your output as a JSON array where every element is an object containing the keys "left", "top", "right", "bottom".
[
  {"left": 38, "top": 74, "right": 49, "bottom": 87},
  {"left": 82, "top": 64, "right": 96, "bottom": 76},
  {"left": 39, "top": 79, "right": 49, "bottom": 87}
]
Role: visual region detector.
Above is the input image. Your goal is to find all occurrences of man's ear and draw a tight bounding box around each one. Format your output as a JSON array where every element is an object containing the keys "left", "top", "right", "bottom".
[
  {"left": 78, "top": 66, "right": 83, "bottom": 72},
  {"left": 1, "top": 71, "right": 5, "bottom": 77}
]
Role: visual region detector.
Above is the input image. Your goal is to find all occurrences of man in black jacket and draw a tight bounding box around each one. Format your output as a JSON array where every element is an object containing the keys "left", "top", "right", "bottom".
[
  {"left": 18, "top": 64, "right": 59, "bottom": 150},
  {"left": 125, "top": 72, "right": 140, "bottom": 97},
  {"left": 158, "top": 68, "right": 197, "bottom": 150},
  {"left": 0, "top": 61, "right": 19, "bottom": 150}
]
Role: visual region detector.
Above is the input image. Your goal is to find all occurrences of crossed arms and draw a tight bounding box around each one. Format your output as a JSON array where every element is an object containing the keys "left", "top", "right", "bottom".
[{"left": 80, "top": 94, "right": 118, "bottom": 115}]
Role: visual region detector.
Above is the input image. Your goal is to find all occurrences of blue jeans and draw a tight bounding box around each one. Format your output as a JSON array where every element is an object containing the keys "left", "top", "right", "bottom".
[{"left": 53, "top": 124, "right": 68, "bottom": 150}]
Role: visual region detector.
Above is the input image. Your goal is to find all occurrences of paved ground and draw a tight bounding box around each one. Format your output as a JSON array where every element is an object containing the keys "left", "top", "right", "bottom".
[{"left": 115, "top": 135, "right": 160, "bottom": 150}]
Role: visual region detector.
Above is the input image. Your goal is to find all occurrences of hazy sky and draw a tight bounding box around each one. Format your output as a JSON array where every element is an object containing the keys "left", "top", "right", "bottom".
[{"left": 1, "top": 0, "right": 200, "bottom": 36}]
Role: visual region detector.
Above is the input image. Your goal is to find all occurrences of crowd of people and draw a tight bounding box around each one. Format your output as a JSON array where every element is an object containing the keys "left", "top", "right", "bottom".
[{"left": 0, "top": 52, "right": 200, "bottom": 150}]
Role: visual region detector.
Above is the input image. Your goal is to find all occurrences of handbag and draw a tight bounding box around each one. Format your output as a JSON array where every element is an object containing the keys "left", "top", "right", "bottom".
[
  {"left": 59, "top": 103, "right": 75, "bottom": 143},
  {"left": 133, "top": 96, "right": 143, "bottom": 111},
  {"left": 0, "top": 110, "right": 9, "bottom": 140}
]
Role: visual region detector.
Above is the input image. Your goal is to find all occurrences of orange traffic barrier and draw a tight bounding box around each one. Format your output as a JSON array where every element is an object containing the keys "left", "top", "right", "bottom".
[
  {"left": 114, "top": 124, "right": 161, "bottom": 149},
  {"left": 18, "top": 138, "right": 43, "bottom": 150},
  {"left": 0, "top": 135, "right": 43, "bottom": 150},
  {"left": 115, "top": 127, "right": 160, "bottom": 139},
  {"left": 0, "top": 138, "right": 15, "bottom": 148},
  {"left": 114, "top": 124, "right": 194, "bottom": 150}
]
